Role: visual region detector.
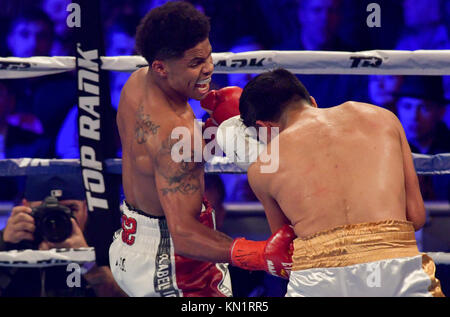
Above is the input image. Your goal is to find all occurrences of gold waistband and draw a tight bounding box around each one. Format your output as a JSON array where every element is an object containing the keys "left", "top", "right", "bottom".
[{"left": 292, "top": 220, "right": 420, "bottom": 271}]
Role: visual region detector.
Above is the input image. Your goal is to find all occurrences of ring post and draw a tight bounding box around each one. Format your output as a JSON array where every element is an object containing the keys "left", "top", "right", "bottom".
[{"left": 73, "top": 0, "right": 121, "bottom": 267}]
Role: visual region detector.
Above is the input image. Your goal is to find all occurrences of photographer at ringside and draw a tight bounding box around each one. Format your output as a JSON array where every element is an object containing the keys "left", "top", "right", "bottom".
[{"left": 0, "top": 172, "right": 126, "bottom": 297}]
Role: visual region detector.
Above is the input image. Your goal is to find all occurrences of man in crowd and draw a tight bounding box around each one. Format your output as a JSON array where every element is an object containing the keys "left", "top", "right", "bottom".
[{"left": 0, "top": 172, "right": 126, "bottom": 297}]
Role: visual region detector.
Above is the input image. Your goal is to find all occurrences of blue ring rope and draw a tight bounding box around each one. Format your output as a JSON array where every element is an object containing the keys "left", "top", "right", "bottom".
[{"left": 0, "top": 153, "right": 449, "bottom": 176}]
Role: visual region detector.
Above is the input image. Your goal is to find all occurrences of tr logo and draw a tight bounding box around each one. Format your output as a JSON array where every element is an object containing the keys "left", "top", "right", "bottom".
[{"left": 350, "top": 56, "right": 382, "bottom": 68}]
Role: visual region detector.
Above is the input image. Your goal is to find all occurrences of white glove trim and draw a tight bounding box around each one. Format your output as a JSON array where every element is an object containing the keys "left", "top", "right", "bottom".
[{"left": 216, "top": 115, "right": 266, "bottom": 171}]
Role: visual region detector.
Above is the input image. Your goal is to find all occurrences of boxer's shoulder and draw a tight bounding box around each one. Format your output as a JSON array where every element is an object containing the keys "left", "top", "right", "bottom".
[
  {"left": 332, "top": 101, "right": 397, "bottom": 126},
  {"left": 338, "top": 101, "right": 393, "bottom": 116},
  {"left": 118, "top": 73, "right": 147, "bottom": 112},
  {"left": 147, "top": 113, "right": 200, "bottom": 157},
  {"left": 123, "top": 67, "right": 147, "bottom": 92}
]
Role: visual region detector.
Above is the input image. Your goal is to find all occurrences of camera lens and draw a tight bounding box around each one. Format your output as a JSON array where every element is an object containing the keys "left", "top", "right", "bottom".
[{"left": 41, "top": 210, "right": 73, "bottom": 243}]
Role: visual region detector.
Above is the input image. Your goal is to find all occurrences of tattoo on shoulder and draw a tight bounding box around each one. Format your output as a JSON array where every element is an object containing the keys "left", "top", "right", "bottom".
[
  {"left": 156, "top": 136, "right": 204, "bottom": 196},
  {"left": 135, "top": 106, "right": 160, "bottom": 144}
]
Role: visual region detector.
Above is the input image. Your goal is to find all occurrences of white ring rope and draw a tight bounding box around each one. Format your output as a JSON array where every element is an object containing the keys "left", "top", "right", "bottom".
[
  {"left": 0, "top": 248, "right": 95, "bottom": 268},
  {"left": 1, "top": 50, "right": 450, "bottom": 79}
]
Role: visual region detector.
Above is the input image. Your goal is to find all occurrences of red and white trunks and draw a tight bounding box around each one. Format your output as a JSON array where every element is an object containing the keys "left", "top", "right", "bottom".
[{"left": 109, "top": 200, "right": 232, "bottom": 297}]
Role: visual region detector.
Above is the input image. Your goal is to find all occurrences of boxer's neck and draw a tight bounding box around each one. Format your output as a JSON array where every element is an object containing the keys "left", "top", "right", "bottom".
[
  {"left": 147, "top": 69, "right": 189, "bottom": 110},
  {"left": 279, "top": 102, "right": 317, "bottom": 131}
]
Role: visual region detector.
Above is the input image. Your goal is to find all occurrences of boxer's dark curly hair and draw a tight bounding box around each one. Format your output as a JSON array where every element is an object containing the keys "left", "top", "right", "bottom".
[
  {"left": 135, "top": 1, "right": 210, "bottom": 64},
  {"left": 239, "top": 68, "right": 312, "bottom": 128}
]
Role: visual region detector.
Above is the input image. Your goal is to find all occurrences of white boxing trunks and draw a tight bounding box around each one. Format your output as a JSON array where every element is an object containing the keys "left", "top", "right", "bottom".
[
  {"left": 109, "top": 200, "right": 232, "bottom": 297},
  {"left": 286, "top": 220, "right": 445, "bottom": 297}
]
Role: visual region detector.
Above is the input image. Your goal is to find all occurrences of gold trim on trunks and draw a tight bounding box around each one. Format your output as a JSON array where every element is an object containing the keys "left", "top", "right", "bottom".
[
  {"left": 292, "top": 220, "right": 419, "bottom": 270},
  {"left": 292, "top": 219, "right": 445, "bottom": 297}
]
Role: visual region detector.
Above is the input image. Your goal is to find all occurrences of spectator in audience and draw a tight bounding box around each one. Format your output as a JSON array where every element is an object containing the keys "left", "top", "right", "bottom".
[
  {"left": 205, "top": 0, "right": 270, "bottom": 52},
  {"left": 0, "top": 172, "right": 126, "bottom": 296},
  {"left": 5, "top": 9, "right": 77, "bottom": 157},
  {"left": 396, "top": 0, "right": 450, "bottom": 51},
  {"left": 396, "top": 76, "right": 450, "bottom": 155},
  {"left": 396, "top": 0, "right": 450, "bottom": 129},
  {"left": 227, "top": 36, "right": 265, "bottom": 88},
  {"left": 367, "top": 75, "right": 404, "bottom": 112},
  {"left": 6, "top": 8, "right": 54, "bottom": 58},
  {"left": 268, "top": 0, "right": 367, "bottom": 108},
  {"left": 0, "top": 80, "right": 47, "bottom": 159},
  {"left": 280, "top": 0, "right": 352, "bottom": 51},
  {"left": 395, "top": 76, "right": 450, "bottom": 201},
  {"left": 41, "top": 0, "right": 73, "bottom": 55},
  {"left": 0, "top": 80, "right": 49, "bottom": 201}
]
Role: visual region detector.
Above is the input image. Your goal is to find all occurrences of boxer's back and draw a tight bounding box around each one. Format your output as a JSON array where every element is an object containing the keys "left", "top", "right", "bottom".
[{"left": 268, "top": 102, "right": 409, "bottom": 237}]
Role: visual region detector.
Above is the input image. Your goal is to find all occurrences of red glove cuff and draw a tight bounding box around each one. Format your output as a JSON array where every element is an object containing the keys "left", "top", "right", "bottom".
[{"left": 230, "top": 238, "right": 266, "bottom": 271}]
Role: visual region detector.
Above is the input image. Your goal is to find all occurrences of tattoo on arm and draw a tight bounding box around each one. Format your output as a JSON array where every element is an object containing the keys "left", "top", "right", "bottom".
[
  {"left": 156, "top": 136, "right": 204, "bottom": 196},
  {"left": 135, "top": 106, "right": 160, "bottom": 144}
]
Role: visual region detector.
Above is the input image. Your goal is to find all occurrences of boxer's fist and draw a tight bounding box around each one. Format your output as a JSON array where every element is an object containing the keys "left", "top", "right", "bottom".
[
  {"left": 203, "top": 117, "right": 218, "bottom": 131},
  {"left": 201, "top": 86, "right": 242, "bottom": 126},
  {"left": 230, "top": 225, "right": 295, "bottom": 279},
  {"left": 216, "top": 115, "right": 266, "bottom": 171},
  {"left": 263, "top": 225, "right": 295, "bottom": 278}
]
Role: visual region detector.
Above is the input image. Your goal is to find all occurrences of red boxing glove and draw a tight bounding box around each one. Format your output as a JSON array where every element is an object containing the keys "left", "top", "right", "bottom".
[
  {"left": 201, "top": 86, "right": 242, "bottom": 126},
  {"left": 230, "top": 225, "right": 295, "bottom": 279},
  {"left": 203, "top": 117, "right": 218, "bottom": 130}
]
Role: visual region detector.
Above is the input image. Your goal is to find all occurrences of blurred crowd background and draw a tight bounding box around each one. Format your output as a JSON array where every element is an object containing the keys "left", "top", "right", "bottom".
[
  {"left": 0, "top": 0, "right": 449, "bottom": 228},
  {"left": 0, "top": 0, "right": 449, "bottom": 297}
]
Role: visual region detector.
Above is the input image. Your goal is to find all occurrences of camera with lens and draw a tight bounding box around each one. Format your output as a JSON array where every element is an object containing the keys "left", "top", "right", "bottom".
[{"left": 31, "top": 196, "right": 74, "bottom": 243}]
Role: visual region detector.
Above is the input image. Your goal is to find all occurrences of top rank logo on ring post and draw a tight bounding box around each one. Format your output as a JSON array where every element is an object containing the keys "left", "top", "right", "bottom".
[{"left": 170, "top": 121, "right": 279, "bottom": 173}]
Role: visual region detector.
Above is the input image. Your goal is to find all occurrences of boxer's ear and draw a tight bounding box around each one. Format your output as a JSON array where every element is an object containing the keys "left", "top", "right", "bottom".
[
  {"left": 309, "top": 96, "right": 318, "bottom": 108},
  {"left": 255, "top": 120, "right": 279, "bottom": 143},
  {"left": 151, "top": 60, "right": 168, "bottom": 77},
  {"left": 255, "top": 120, "right": 279, "bottom": 129},
  {"left": 255, "top": 120, "right": 268, "bottom": 129}
]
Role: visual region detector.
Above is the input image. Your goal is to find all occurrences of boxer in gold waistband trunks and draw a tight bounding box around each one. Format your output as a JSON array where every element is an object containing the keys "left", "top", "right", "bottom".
[
  {"left": 239, "top": 68, "right": 445, "bottom": 297},
  {"left": 109, "top": 2, "right": 295, "bottom": 297}
]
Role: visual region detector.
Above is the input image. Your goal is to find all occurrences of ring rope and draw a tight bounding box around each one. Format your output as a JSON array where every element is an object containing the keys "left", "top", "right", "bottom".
[
  {"left": 0, "top": 247, "right": 95, "bottom": 268},
  {"left": 1, "top": 49, "right": 450, "bottom": 79}
]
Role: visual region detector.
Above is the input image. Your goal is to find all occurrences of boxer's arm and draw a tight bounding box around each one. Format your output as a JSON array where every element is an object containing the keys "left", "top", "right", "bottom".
[
  {"left": 153, "top": 129, "right": 233, "bottom": 263},
  {"left": 394, "top": 116, "right": 426, "bottom": 230},
  {"left": 247, "top": 162, "right": 291, "bottom": 233}
]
